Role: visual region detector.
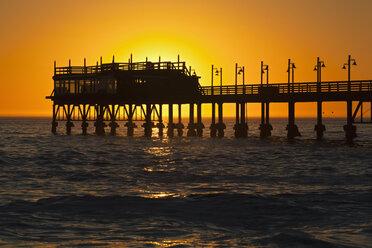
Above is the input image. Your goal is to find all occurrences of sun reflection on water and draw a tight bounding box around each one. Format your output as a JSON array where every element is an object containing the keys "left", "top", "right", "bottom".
[
  {"left": 145, "top": 146, "right": 172, "bottom": 157},
  {"left": 139, "top": 191, "right": 181, "bottom": 199},
  {"left": 146, "top": 240, "right": 189, "bottom": 247},
  {"left": 143, "top": 146, "right": 176, "bottom": 173}
]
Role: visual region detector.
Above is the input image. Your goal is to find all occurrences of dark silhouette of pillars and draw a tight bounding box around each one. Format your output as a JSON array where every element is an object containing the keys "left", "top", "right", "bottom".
[
  {"left": 315, "top": 101, "right": 325, "bottom": 140},
  {"left": 66, "top": 105, "right": 74, "bottom": 135},
  {"left": 94, "top": 105, "right": 106, "bottom": 135},
  {"left": 51, "top": 104, "right": 58, "bottom": 134},
  {"left": 196, "top": 103, "right": 204, "bottom": 136},
  {"left": 176, "top": 104, "right": 184, "bottom": 136},
  {"left": 344, "top": 100, "right": 356, "bottom": 143},
  {"left": 217, "top": 102, "right": 226, "bottom": 137},
  {"left": 210, "top": 102, "right": 217, "bottom": 137},
  {"left": 235, "top": 102, "right": 239, "bottom": 125},
  {"left": 234, "top": 102, "right": 240, "bottom": 138},
  {"left": 125, "top": 104, "right": 136, "bottom": 136},
  {"left": 286, "top": 101, "right": 301, "bottom": 139},
  {"left": 156, "top": 104, "right": 165, "bottom": 137},
  {"left": 109, "top": 105, "right": 119, "bottom": 135},
  {"left": 259, "top": 102, "right": 272, "bottom": 138},
  {"left": 266, "top": 102, "right": 269, "bottom": 124},
  {"left": 81, "top": 104, "right": 89, "bottom": 135},
  {"left": 167, "top": 104, "right": 174, "bottom": 137},
  {"left": 259, "top": 102, "right": 265, "bottom": 137},
  {"left": 240, "top": 102, "right": 248, "bottom": 137},
  {"left": 142, "top": 104, "right": 154, "bottom": 137},
  {"left": 234, "top": 103, "right": 248, "bottom": 138},
  {"left": 187, "top": 103, "right": 196, "bottom": 136}
]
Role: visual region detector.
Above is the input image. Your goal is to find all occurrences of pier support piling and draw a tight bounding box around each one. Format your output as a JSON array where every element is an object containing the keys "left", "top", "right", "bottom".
[
  {"left": 94, "top": 105, "right": 106, "bottom": 135},
  {"left": 234, "top": 103, "right": 248, "bottom": 138},
  {"left": 196, "top": 103, "right": 204, "bottom": 136},
  {"left": 210, "top": 102, "right": 217, "bottom": 137},
  {"left": 240, "top": 102, "right": 248, "bottom": 137},
  {"left": 109, "top": 105, "right": 118, "bottom": 135},
  {"left": 156, "top": 104, "right": 165, "bottom": 137},
  {"left": 125, "top": 104, "right": 137, "bottom": 136},
  {"left": 142, "top": 104, "right": 154, "bottom": 137},
  {"left": 65, "top": 105, "right": 74, "bottom": 135},
  {"left": 177, "top": 104, "right": 184, "bottom": 136},
  {"left": 344, "top": 100, "right": 357, "bottom": 143},
  {"left": 82, "top": 121, "right": 88, "bottom": 135},
  {"left": 52, "top": 104, "right": 58, "bottom": 134},
  {"left": 66, "top": 121, "right": 74, "bottom": 135},
  {"left": 167, "top": 104, "right": 175, "bottom": 137},
  {"left": 314, "top": 101, "right": 326, "bottom": 140},
  {"left": 187, "top": 103, "right": 196, "bottom": 136},
  {"left": 109, "top": 121, "right": 119, "bottom": 135},
  {"left": 217, "top": 102, "right": 226, "bottom": 138},
  {"left": 259, "top": 102, "right": 272, "bottom": 138},
  {"left": 286, "top": 101, "right": 301, "bottom": 139},
  {"left": 81, "top": 105, "right": 89, "bottom": 135},
  {"left": 234, "top": 102, "right": 240, "bottom": 137}
]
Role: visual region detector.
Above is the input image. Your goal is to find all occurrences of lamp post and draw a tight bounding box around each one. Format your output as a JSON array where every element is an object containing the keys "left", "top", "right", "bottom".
[
  {"left": 287, "top": 59, "right": 296, "bottom": 93},
  {"left": 235, "top": 63, "right": 245, "bottom": 94},
  {"left": 210, "top": 65, "right": 222, "bottom": 137},
  {"left": 260, "top": 61, "right": 269, "bottom": 124},
  {"left": 286, "top": 58, "right": 301, "bottom": 139},
  {"left": 259, "top": 61, "right": 272, "bottom": 138},
  {"left": 234, "top": 63, "right": 247, "bottom": 138},
  {"left": 342, "top": 55, "right": 357, "bottom": 143},
  {"left": 313, "top": 57, "right": 326, "bottom": 140},
  {"left": 313, "top": 57, "right": 325, "bottom": 92},
  {"left": 211, "top": 65, "right": 222, "bottom": 95},
  {"left": 342, "top": 55, "right": 357, "bottom": 92},
  {"left": 235, "top": 63, "right": 245, "bottom": 123},
  {"left": 261, "top": 61, "right": 269, "bottom": 86}
]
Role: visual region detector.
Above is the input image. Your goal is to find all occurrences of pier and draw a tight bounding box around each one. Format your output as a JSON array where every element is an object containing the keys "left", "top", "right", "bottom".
[{"left": 46, "top": 55, "right": 372, "bottom": 143}]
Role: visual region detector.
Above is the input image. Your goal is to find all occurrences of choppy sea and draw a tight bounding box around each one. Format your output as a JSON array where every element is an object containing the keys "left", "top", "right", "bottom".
[{"left": 0, "top": 117, "right": 371, "bottom": 247}]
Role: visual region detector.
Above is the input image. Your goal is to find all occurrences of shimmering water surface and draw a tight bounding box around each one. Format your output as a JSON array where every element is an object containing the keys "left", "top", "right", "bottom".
[{"left": 0, "top": 117, "right": 371, "bottom": 247}]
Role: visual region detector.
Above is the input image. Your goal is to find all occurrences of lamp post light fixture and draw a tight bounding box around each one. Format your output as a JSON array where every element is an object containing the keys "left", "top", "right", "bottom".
[
  {"left": 211, "top": 65, "right": 222, "bottom": 95},
  {"left": 261, "top": 61, "right": 269, "bottom": 86},
  {"left": 287, "top": 59, "right": 296, "bottom": 93},
  {"left": 342, "top": 55, "right": 357, "bottom": 92},
  {"left": 235, "top": 63, "right": 245, "bottom": 94},
  {"left": 314, "top": 57, "right": 325, "bottom": 92},
  {"left": 234, "top": 63, "right": 247, "bottom": 138}
]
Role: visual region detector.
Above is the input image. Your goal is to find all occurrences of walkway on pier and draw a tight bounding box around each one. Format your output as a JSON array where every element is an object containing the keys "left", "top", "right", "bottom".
[{"left": 200, "top": 80, "right": 372, "bottom": 102}]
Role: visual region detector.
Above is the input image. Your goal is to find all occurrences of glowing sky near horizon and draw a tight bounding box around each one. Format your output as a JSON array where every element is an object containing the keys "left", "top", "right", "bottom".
[{"left": 0, "top": 0, "right": 371, "bottom": 117}]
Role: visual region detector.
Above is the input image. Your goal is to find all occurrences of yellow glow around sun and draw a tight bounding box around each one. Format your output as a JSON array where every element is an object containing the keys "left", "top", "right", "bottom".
[{"left": 112, "top": 32, "right": 219, "bottom": 86}]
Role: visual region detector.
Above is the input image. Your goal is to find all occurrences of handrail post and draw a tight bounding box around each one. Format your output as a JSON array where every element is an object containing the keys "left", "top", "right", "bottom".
[
  {"left": 287, "top": 59, "right": 291, "bottom": 94},
  {"left": 243, "top": 66, "right": 245, "bottom": 95},
  {"left": 220, "top": 68, "right": 223, "bottom": 95},
  {"left": 235, "top": 63, "right": 237, "bottom": 95}
]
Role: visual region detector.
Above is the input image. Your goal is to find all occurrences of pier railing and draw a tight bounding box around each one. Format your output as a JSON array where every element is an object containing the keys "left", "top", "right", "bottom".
[
  {"left": 54, "top": 61, "right": 192, "bottom": 76},
  {"left": 200, "top": 80, "right": 372, "bottom": 95}
]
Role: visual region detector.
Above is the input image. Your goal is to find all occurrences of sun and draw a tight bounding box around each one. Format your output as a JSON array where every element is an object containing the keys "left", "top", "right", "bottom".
[{"left": 111, "top": 32, "right": 219, "bottom": 86}]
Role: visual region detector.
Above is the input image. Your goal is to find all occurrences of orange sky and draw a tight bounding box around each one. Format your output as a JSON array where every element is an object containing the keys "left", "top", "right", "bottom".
[{"left": 0, "top": 0, "right": 371, "bottom": 117}]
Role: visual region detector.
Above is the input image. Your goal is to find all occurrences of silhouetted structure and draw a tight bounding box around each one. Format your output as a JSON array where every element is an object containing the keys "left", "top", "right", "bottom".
[{"left": 46, "top": 55, "right": 372, "bottom": 143}]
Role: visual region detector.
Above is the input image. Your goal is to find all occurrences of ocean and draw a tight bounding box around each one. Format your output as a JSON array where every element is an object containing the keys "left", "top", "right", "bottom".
[{"left": 0, "top": 117, "right": 371, "bottom": 247}]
